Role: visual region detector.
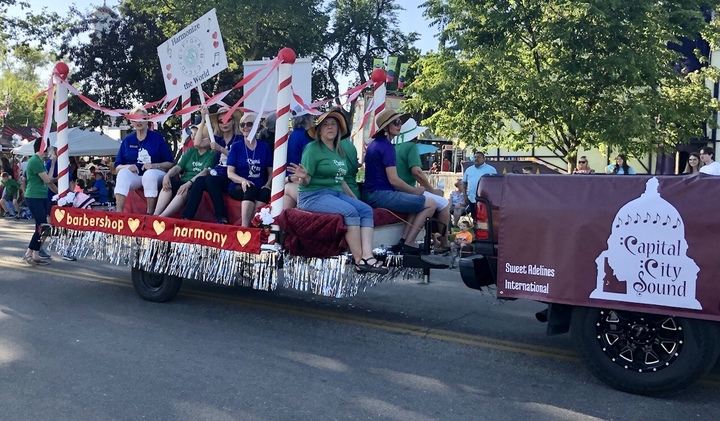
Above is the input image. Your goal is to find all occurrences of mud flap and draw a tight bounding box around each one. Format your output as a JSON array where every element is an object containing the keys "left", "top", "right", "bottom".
[{"left": 459, "top": 254, "right": 497, "bottom": 290}]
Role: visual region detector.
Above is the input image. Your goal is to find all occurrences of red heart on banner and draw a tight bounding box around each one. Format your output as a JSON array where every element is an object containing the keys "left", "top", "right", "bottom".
[
  {"left": 166, "top": 64, "right": 171, "bottom": 70},
  {"left": 166, "top": 73, "right": 172, "bottom": 80},
  {"left": 212, "top": 32, "right": 218, "bottom": 39},
  {"left": 172, "top": 78, "right": 178, "bottom": 85},
  {"left": 213, "top": 41, "right": 219, "bottom": 48}
]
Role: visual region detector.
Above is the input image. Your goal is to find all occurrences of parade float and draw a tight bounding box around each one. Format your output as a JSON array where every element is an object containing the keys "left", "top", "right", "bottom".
[{"left": 44, "top": 10, "right": 445, "bottom": 302}]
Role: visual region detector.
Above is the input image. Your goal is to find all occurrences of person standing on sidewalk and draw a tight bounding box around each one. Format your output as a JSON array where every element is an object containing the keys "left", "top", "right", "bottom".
[{"left": 23, "top": 138, "right": 57, "bottom": 265}]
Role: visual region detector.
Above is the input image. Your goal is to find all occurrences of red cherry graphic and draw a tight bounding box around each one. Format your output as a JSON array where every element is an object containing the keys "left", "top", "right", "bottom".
[
  {"left": 213, "top": 41, "right": 219, "bottom": 48},
  {"left": 166, "top": 64, "right": 171, "bottom": 70},
  {"left": 172, "top": 78, "right": 178, "bottom": 85},
  {"left": 212, "top": 32, "right": 218, "bottom": 39},
  {"left": 166, "top": 73, "right": 172, "bottom": 80}
]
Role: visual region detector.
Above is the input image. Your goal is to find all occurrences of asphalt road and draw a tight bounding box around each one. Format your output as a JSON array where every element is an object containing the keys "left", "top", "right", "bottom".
[{"left": 0, "top": 218, "right": 718, "bottom": 420}]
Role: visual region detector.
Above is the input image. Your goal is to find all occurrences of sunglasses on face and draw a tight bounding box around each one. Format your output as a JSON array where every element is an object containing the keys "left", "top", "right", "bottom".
[
  {"left": 578, "top": 161, "right": 587, "bottom": 164},
  {"left": 239, "top": 122, "right": 253, "bottom": 128},
  {"left": 390, "top": 119, "right": 403, "bottom": 126}
]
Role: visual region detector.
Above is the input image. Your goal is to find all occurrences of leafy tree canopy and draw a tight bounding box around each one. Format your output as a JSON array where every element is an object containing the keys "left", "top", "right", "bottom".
[{"left": 408, "top": 0, "right": 720, "bottom": 170}]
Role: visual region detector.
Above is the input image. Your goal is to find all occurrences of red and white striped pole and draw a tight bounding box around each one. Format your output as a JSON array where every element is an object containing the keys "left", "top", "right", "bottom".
[
  {"left": 368, "top": 68, "right": 387, "bottom": 137},
  {"left": 269, "top": 48, "right": 296, "bottom": 235},
  {"left": 54, "top": 62, "right": 71, "bottom": 198},
  {"left": 181, "top": 91, "right": 191, "bottom": 140}
]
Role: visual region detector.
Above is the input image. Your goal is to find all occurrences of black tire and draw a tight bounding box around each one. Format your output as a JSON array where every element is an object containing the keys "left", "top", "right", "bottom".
[
  {"left": 571, "top": 306, "right": 720, "bottom": 396},
  {"left": 131, "top": 267, "right": 183, "bottom": 303}
]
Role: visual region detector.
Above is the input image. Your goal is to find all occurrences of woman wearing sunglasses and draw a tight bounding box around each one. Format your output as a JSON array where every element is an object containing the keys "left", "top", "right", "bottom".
[
  {"left": 361, "top": 108, "right": 437, "bottom": 255},
  {"left": 181, "top": 105, "right": 244, "bottom": 224},
  {"left": 573, "top": 156, "right": 595, "bottom": 174},
  {"left": 227, "top": 113, "right": 273, "bottom": 226}
]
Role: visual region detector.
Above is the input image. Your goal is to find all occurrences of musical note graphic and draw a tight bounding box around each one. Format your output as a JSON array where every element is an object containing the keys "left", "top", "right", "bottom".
[
  {"left": 207, "top": 17, "right": 211, "bottom": 32},
  {"left": 634, "top": 213, "right": 641, "bottom": 223},
  {"left": 652, "top": 213, "right": 660, "bottom": 224},
  {"left": 661, "top": 216, "right": 671, "bottom": 226},
  {"left": 211, "top": 52, "right": 220, "bottom": 67},
  {"left": 642, "top": 212, "right": 650, "bottom": 223},
  {"left": 672, "top": 218, "right": 681, "bottom": 229}
]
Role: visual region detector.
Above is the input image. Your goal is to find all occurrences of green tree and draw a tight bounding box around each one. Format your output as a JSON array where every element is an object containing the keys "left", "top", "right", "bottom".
[
  {"left": 0, "top": 39, "right": 52, "bottom": 127},
  {"left": 408, "top": 0, "right": 720, "bottom": 171}
]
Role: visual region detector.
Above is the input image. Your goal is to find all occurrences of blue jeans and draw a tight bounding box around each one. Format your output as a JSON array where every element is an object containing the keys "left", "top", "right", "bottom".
[
  {"left": 26, "top": 197, "right": 51, "bottom": 251},
  {"left": 298, "top": 189, "right": 374, "bottom": 227},
  {"left": 362, "top": 189, "right": 425, "bottom": 213}
]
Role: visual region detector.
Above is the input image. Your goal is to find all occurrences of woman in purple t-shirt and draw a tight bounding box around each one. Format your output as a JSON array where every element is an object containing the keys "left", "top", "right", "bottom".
[{"left": 361, "top": 109, "right": 437, "bottom": 255}]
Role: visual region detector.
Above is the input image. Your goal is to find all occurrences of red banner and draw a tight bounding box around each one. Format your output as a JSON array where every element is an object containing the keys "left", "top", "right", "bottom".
[{"left": 52, "top": 206, "right": 261, "bottom": 254}]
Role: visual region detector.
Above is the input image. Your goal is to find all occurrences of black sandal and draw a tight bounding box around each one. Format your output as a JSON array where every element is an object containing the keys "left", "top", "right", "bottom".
[{"left": 354, "top": 257, "right": 389, "bottom": 275}]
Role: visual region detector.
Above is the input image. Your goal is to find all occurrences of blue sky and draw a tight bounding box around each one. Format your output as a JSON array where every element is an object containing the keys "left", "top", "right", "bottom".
[{"left": 12, "top": 0, "right": 439, "bottom": 53}]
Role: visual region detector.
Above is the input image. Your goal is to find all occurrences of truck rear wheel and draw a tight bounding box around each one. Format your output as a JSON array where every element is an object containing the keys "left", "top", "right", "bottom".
[
  {"left": 571, "top": 306, "right": 720, "bottom": 396},
  {"left": 131, "top": 267, "right": 183, "bottom": 303}
]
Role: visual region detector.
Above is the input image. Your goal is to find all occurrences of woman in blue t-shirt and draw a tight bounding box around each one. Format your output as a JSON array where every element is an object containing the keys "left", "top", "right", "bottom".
[
  {"left": 113, "top": 106, "right": 174, "bottom": 214},
  {"left": 606, "top": 154, "right": 636, "bottom": 175},
  {"left": 227, "top": 112, "right": 273, "bottom": 227},
  {"left": 361, "top": 108, "right": 437, "bottom": 255}
]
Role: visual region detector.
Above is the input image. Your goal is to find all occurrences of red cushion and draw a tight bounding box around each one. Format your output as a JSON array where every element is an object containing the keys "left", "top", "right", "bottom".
[{"left": 124, "top": 189, "right": 243, "bottom": 225}]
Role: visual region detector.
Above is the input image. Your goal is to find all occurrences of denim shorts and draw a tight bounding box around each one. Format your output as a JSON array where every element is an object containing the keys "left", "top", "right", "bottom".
[
  {"left": 298, "top": 189, "right": 374, "bottom": 227},
  {"left": 362, "top": 189, "right": 425, "bottom": 213}
]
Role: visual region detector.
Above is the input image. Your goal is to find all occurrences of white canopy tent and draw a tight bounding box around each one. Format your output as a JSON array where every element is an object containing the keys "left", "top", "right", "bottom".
[{"left": 12, "top": 128, "right": 120, "bottom": 157}]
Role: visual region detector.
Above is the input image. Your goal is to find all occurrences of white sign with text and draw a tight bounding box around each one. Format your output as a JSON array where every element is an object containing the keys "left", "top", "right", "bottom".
[{"left": 157, "top": 9, "right": 228, "bottom": 100}]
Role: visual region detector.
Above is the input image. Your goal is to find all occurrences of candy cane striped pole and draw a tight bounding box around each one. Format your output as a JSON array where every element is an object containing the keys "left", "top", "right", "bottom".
[
  {"left": 269, "top": 48, "right": 296, "bottom": 225},
  {"left": 181, "top": 91, "right": 191, "bottom": 140},
  {"left": 54, "top": 62, "right": 71, "bottom": 198},
  {"left": 369, "top": 69, "right": 387, "bottom": 137}
]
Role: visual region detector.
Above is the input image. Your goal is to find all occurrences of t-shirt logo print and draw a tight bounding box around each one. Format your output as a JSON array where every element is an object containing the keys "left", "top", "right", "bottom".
[
  {"left": 137, "top": 148, "right": 152, "bottom": 164},
  {"left": 590, "top": 177, "right": 701, "bottom": 310}
]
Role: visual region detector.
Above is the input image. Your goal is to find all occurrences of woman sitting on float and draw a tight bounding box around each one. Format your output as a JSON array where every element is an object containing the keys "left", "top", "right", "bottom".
[
  {"left": 361, "top": 108, "right": 437, "bottom": 255},
  {"left": 113, "top": 106, "right": 174, "bottom": 214},
  {"left": 226, "top": 112, "right": 273, "bottom": 227},
  {"left": 181, "top": 105, "right": 243, "bottom": 224},
  {"left": 289, "top": 109, "right": 388, "bottom": 274},
  {"left": 154, "top": 124, "right": 215, "bottom": 217}
]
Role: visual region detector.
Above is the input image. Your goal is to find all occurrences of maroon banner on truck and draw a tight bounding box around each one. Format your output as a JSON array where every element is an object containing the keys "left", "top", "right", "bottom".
[{"left": 497, "top": 174, "right": 720, "bottom": 322}]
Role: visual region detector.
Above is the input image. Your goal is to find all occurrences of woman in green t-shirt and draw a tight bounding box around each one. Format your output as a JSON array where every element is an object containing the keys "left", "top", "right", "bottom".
[
  {"left": 23, "top": 138, "right": 58, "bottom": 265},
  {"left": 154, "top": 126, "right": 215, "bottom": 217},
  {"left": 289, "top": 109, "right": 387, "bottom": 274}
]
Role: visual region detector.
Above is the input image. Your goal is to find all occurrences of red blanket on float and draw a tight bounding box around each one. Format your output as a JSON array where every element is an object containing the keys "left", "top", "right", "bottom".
[
  {"left": 275, "top": 208, "right": 405, "bottom": 258},
  {"left": 125, "top": 190, "right": 405, "bottom": 257}
]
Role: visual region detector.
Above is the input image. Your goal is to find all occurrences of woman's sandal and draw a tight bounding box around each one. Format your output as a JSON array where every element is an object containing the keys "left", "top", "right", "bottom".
[
  {"left": 354, "top": 257, "right": 389, "bottom": 275},
  {"left": 23, "top": 256, "right": 48, "bottom": 266}
]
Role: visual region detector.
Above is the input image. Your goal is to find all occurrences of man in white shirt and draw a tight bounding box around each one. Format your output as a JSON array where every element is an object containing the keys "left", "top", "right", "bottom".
[
  {"left": 699, "top": 147, "right": 720, "bottom": 175},
  {"left": 462, "top": 151, "right": 497, "bottom": 221}
]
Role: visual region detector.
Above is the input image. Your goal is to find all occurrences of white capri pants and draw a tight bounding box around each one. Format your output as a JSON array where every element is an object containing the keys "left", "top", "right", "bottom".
[
  {"left": 423, "top": 191, "right": 450, "bottom": 211},
  {"left": 114, "top": 168, "right": 166, "bottom": 198}
]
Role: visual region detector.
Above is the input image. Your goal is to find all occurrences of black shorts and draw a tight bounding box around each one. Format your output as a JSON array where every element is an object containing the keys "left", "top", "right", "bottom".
[{"left": 229, "top": 184, "right": 271, "bottom": 203}]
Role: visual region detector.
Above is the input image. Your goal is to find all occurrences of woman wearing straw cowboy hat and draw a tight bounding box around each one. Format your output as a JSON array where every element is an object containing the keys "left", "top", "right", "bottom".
[
  {"left": 394, "top": 118, "right": 452, "bottom": 254},
  {"left": 288, "top": 109, "right": 387, "bottom": 274},
  {"left": 361, "top": 108, "right": 437, "bottom": 255},
  {"left": 181, "top": 105, "right": 243, "bottom": 224}
]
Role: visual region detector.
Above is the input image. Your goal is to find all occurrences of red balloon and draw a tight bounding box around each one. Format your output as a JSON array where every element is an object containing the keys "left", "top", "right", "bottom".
[
  {"left": 278, "top": 48, "right": 296, "bottom": 64},
  {"left": 54, "top": 62, "right": 70, "bottom": 79},
  {"left": 371, "top": 69, "right": 386, "bottom": 83}
]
